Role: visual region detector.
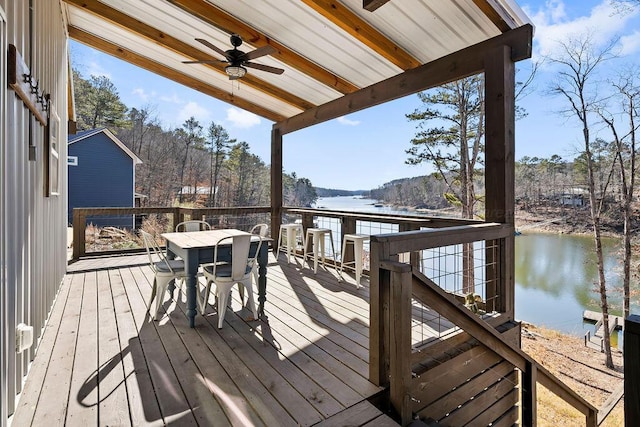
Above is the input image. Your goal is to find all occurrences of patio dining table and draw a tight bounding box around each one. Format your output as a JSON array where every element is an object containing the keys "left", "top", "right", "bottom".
[{"left": 161, "top": 228, "right": 270, "bottom": 328}]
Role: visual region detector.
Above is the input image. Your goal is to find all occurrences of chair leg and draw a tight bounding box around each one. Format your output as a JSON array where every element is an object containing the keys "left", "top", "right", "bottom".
[
  {"left": 216, "top": 288, "right": 231, "bottom": 329},
  {"left": 242, "top": 279, "right": 258, "bottom": 321},
  {"left": 199, "top": 279, "right": 213, "bottom": 315},
  {"left": 147, "top": 278, "right": 158, "bottom": 315},
  {"left": 153, "top": 276, "right": 172, "bottom": 320},
  {"left": 238, "top": 283, "right": 246, "bottom": 307}
]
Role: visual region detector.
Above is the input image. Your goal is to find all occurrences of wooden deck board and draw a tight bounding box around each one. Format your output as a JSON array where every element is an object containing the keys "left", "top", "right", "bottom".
[
  {"left": 11, "top": 274, "right": 74, "bottom": 426},
  {"left": 66, "top": 271, "right": 98, "bottom": 427},
  {"left": 11, "top": 252, "right": 442, "bottom": 426}
]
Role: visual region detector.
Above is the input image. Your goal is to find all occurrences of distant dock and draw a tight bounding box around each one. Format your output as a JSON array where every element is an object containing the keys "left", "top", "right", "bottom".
[
  {"left": 583, "top": 310, "right": 623, "bottom": 329},
  {"left": 583, "top": 310, "right": 623, "bottom": 351}
]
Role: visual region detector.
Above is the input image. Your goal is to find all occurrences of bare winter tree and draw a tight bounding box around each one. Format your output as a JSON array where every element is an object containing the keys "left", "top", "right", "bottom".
[
  {"left": 598, "top": 66, "right": 640, "bottom": 319},
  {"left": 548, "top": 34, "right": 617, "bottom": 368}
]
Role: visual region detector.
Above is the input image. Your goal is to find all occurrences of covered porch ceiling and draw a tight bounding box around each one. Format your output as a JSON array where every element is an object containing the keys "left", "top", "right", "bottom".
[{"left": 62, "top": 0, "right": 533, "bottom": 131}]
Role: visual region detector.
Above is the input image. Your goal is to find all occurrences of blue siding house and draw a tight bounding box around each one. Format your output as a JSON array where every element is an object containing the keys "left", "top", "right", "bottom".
[{"left": 68, "top": 128, "right": 142, "bottom": 227}]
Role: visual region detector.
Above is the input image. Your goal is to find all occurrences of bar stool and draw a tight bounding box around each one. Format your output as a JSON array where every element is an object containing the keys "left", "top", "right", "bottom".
[
  {"left": 276, "top": 223, "right": 305, "bottom": 263},
  {"left": 339, "top": 234, "right": 370, "bottom": 288},
  {"left": 303, "top": 228, "right": 336, "bottom": 273}
]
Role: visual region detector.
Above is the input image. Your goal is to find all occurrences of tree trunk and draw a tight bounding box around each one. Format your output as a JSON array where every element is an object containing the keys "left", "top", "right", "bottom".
[{"left": 585, "top": 135, "right": 614, "bottom": 369}]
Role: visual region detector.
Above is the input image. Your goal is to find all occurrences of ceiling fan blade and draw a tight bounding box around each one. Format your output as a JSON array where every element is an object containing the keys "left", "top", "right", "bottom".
[
  {"left": 244, "top": 62, "right": 284, "bottom": 74},
  {"left": 182, "top": 59, "right": 225, "bottom": 64},
  {"left": 195, "top": 38, "right": 229, "bottom": 58},
  {"left": 242, "top": 45, "right": 276, "bottom": 61}
]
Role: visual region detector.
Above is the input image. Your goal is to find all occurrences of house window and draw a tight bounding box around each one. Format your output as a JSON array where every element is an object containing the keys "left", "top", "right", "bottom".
[{"left": 68, "top": 156, "right": 78, "bottom": 166}]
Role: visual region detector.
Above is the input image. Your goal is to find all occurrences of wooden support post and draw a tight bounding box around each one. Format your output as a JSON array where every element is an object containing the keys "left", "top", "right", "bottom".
[
  {"left": 72, "top": 209, "right": 86, "bottom": 259},
  {"left": 399, "top": 222, "right": 420, "bottom": 268},
  {"left": 484, "top": 45, "right": 515, "bottom": 318},
  {"left": 387, "top": 261, "right": 413, "bottom": 426},
  {"left": 369, "top": 239, "right": 390, "bottom": 386},
  {"left": 625, "top": 314, "right": 640, "bottom": 426},
  {"left": 341, "top": 216, "right": 357, "bottom": 265},
  {"left": 521, "top": 360, "right": 537, "bottom": 427},
  {"left": 271, "top": 126, "right": 283, "bottom": 238},
  {"left": 173, "top": 207, "right": 182, "bottom": 232}
]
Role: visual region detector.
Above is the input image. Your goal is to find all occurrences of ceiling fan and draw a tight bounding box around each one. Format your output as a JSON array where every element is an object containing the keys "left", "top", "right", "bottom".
[{"left": 183, "top": 34, "right": 284, "bottom": 80}]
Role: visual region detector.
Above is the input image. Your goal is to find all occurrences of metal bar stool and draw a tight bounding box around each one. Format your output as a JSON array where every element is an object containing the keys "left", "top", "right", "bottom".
[
  {"left": 303, "top": 228, "right": 336, "bottom": 273},
  {"left": 338, "top": 234, "right": 370, "bottom": 288},
  {"left": 276, "top": 223, "right": 305, "bottom": 263}
]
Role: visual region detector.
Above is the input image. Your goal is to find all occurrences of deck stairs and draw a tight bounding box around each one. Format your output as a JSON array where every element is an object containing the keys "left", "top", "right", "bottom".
[{"left": 388, "top": 268, "right": 599, "bottom": 426}]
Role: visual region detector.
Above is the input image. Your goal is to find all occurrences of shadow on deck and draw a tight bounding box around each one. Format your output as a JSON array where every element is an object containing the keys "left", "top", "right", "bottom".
[{"left": 12, "top": 252, "right": 399, "bottom": 426}]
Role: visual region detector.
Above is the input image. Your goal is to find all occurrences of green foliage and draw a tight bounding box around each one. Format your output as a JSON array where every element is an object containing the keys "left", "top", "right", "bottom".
[
  {"left": 405, "top": 75, "right": 485, "bottom": 218},
  {"left": 73, "top": 69, "right": 128, "bottom": 131}
]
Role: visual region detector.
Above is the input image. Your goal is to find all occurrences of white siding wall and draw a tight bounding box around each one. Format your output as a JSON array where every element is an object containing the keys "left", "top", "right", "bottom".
[{"left": 0, "top": 1, "right": 68, "bottom": 425}]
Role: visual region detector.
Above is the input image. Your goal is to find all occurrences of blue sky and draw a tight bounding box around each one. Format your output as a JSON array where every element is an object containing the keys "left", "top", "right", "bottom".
[{"left": 70, "top": 0, "right": 640, "bottom": 191}]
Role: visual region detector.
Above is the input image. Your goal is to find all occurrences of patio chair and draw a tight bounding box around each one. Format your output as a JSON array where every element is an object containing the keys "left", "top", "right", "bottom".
[
  {"left": 140, "top": 230, "right": 187, "bottom": 320},
  {"left": 199, "top": 234, "right": 263, "bottom": 328},
  {"left": 175, "top": 220, "right": 211, "bottom": 232},
  {"left": 240, "top": 223, "right": 269, "bottom": 305}
]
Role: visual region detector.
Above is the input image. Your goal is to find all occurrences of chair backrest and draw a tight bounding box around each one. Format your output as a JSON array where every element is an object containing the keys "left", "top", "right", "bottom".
[
  {"left": 214, "top": 234, "right": 262, "bottom": 281},
  {"left": 140, "top": 229, "right": 174, "bottom": 273},
  {"left": 175, "top": 220, "right": 211, "bottom": 232},
  {"left": 250, "top": 223, "right": 269, "bottom": 237}
]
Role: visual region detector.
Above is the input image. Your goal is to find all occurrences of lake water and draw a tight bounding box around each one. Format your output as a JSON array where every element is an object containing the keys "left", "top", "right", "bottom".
[{"left": 314, "top": 196, "right": 637, "bottom": 339}]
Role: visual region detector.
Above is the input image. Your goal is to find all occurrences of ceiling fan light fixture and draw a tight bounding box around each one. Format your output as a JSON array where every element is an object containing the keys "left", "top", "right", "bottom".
[{"left": 225, "top": 65, "right": 247, "bottom": 78}]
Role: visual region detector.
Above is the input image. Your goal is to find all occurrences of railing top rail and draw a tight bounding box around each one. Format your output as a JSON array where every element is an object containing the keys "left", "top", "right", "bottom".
[
  {"left": 284, "top": 207, "right": 480, "bottom": 226},
  {"left": 371, "top": 222, "right": 512, "bottom": 255},
  {"left": 73, "top": 206, "right": 271, "bottom": 215}
]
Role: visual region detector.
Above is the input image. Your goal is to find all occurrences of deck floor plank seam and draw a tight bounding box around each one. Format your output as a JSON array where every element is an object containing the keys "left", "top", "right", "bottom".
[
  {"left": 267, "top": 272, "right": 369, "bottom": 352},
  {"left": 123, "top": 267, "right": 233, "bottom": 426},
  {"left": 30, "top": 270, "right": 85, "bottom": 425},
  {"left": 65, "top": 270, "right": 99, "bottom": 426},
  {"left": 109, "top": 267, "right": 164, "bottom": 426},
  {"left": 266, "top": 268, "right": 371, "bottom": 340},
  {"left": 97, "top": 268, "right": 132, "bottom": 426},
  {"left": 158, "top": 269, "right": 297, "bottom": 427},
  {"left": 11, "top": 274, "right": 74, "bottom": 426},
  {"left": 259, "top": 294, "right": 371, "bottom": 379},
  {"left": 13, "top": 255, "right": 396, "bottom": 426},
  {"left": 123, "top": 266, "right": 199, "bottom": 425},
  {"left": 263, "top": 282, "right": 370, "bottom": 360}
]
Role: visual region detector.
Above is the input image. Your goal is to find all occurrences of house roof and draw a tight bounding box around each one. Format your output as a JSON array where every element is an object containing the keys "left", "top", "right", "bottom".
[
  {"left": 62, "top": 0, "right": 533, "bottom": 127},
  {"left": 68, "top": 127, "right": 143, "bottom": 164}
]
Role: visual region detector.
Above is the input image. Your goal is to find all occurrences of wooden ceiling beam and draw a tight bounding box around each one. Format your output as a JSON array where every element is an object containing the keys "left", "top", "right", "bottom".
[
  {"left": 69, "top": 26, "right": 287, "bottom": 122},
  {"left": 363, "top": 0, "right": 391, "bottom": 12},
  {"left": 63, "top": 0, "right": 314, "bottom": 111},
  {"left": 165, "top": 0, "right": 359, "bottom": 95},
  {"left": 301, "top": 0, "right": 420, "bottom": 70},
  {"left": 471, "top": 0, "right": 518, "bottom": 33},
  {"left": 276, "top": 24, "right": 532, "bottom": 135}
]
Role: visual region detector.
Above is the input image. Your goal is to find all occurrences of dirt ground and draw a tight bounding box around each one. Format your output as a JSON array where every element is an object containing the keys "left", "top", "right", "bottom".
[{"left": 521, "top": 324, "right": 625, "bottom": 426}]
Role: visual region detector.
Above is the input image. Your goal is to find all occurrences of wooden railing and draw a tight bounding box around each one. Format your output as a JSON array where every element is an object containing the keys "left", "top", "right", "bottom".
[
  {"left": 71, "top": 206, "right": 271, "bottom": 259},
  {"left": 369, "top": 223, "right": 599, "bottom": 426},
  {"left": 72, "top": 205, "right": 476, "bottom": 263}
]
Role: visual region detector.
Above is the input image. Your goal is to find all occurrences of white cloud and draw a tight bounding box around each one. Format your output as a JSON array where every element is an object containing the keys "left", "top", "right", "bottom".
[
  {"left": 132, "top": 88, "right": 151, "bottom": 102},
  {"left": 225, "top": 107, "right": 260, "bottom": 128},
  {"left": 620, "top": 30, "right": 640, "bottom": 55},
  {"left": 87, "top": 61, "right": 111, "bottom": 79},
  {"left": 336, "top": 116, "right": 361, "bottom": 126},
  {"left": 160, "top": 93, "right": 184, "bottom": 104},
  {"left": 177, "top": 101, "right": 211, "bottom": 124},
  {"left": 525, "top": 0, "right": 640, "bottom": 58}
]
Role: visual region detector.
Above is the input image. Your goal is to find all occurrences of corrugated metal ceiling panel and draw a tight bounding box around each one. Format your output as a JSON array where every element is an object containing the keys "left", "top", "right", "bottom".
[
  {"left": 65, "top": 0, "right": 533, "bottom": 122},
  {"left": 68, "top": 5, "right": 305, "bottom": 117}
]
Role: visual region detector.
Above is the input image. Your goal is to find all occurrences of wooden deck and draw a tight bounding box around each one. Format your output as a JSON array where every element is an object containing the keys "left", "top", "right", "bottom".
[{"left": 11, "top": 252, "right": 401, "bottom": 426}]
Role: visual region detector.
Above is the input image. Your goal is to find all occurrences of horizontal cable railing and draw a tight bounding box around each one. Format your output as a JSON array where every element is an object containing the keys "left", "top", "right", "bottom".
[{"left": 71, "top": 206, "right": 271, "bottom": 259}]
